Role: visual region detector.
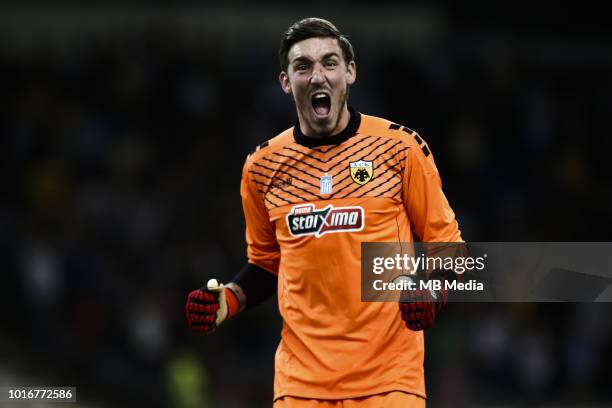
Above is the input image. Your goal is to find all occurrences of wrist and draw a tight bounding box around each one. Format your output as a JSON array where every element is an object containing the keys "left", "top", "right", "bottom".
[{"left": 224, "top": 282, "right": 247, "bottom": 319}]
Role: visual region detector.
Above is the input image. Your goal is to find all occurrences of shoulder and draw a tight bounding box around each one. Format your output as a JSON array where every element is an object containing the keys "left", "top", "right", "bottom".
[
  {"left": 243, "top": 127, "right": 295, "bottom": 170},
  {"left": 359, "top": 113, "right": 423, "bottom": 149}
]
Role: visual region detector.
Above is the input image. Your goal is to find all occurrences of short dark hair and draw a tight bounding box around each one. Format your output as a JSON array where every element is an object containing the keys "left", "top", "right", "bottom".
[{"left": 279, "top": 17, "right": 355, "bottom": 71}]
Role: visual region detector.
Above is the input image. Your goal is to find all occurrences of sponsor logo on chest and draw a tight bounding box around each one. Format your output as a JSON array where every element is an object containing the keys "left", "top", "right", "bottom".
[{"left": 286, "top": 204, "right": 364, "bottom": 237}]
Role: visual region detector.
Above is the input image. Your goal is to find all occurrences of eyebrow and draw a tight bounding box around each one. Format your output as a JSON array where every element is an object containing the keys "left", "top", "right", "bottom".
[{"left": 291, "top": 52, "right": 341, "bottom": 64}]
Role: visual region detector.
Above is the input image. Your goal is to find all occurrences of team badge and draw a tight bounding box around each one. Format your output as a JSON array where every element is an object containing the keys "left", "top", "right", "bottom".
[
  {"left": 320, "top": 173, "right": 333, "bottom": 194},
  {"left": 349, "top": 160, "right": 374, "bottom": 185}
]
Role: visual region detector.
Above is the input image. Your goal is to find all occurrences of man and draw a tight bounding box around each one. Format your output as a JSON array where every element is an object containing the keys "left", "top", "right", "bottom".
[{"left": 186, "top": 18, "right": 461, "bottom": 407}]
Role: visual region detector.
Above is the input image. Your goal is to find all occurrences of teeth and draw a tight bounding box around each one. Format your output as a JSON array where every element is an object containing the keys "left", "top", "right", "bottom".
[{"left": 313, "top": 93, "right": 328, "bottom": 99}]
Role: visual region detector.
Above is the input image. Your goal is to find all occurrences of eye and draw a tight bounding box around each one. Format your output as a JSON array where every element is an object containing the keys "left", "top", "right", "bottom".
[
  {"left": 294, "top": 63, "right": 308, "bottom": 72},
  {"left": 325, "top": 60, "right": 338, "bottom": 69}
]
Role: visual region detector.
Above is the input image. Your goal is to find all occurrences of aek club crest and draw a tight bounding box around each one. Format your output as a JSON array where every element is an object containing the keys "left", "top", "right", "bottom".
[{"left": 349, "top": 160, "right": 374, "bottom": 185}]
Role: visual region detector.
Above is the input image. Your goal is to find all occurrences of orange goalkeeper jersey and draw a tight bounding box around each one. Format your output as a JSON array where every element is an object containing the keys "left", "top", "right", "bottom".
[{"left": 240, "top": 108, "right": 461, "bottom": 400}]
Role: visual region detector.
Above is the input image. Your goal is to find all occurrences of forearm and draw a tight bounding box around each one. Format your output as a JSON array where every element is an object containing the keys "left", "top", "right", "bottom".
[{"left": 229, "top": 262, "right": 278, "bottom": 314}]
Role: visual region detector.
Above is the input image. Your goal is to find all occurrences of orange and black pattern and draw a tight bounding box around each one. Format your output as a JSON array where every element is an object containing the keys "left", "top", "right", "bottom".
[{"left": 248, "top": 132, "right": 412, "bottom": 210}]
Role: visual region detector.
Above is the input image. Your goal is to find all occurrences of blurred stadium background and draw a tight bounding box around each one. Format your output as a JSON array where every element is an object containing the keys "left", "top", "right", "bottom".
[{"left": 1, "top": 2, "right": 611, "bottom": 407}]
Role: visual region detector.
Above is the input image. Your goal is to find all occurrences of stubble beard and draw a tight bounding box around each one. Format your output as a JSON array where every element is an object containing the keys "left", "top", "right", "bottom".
[{"left": 296, "top": 88, "right": 349, "bottom": 138}]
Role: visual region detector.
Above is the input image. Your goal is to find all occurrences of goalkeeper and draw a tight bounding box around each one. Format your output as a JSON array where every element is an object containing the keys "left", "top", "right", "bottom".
[{"left": 186, "top": 17, "right": 462, "bottom": 408}]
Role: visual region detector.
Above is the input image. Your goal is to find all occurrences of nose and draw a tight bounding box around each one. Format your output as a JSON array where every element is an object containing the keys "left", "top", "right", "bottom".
[{"left": 310, "top": 63, "right": 325, "bottom": 84}]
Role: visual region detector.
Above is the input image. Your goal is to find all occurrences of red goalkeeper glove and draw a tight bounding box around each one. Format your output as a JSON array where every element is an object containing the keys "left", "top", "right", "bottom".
[
  {"left": 399, "top": 277, "right": 448, "bottom": 331},
  {"left": 185, "top": 279, "right": 245, "bottom": 334}
]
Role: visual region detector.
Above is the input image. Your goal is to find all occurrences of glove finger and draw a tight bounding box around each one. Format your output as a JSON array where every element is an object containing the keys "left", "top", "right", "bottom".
[
  {"left": 187, "top": 302, "right": 219, "bottom": 314},
  {"left": 400, "top": 302, "right": 423, "bottom": 313},
  {"left": 187, "top": 316, "right": 215, "bottom": 331},
  {"left": 188, "top": 290, "right": 218, "bottom": 304},
  {"left": 401, "top": 310, "right": 423, "bottom": 323},
  {"left": 403, "top": 311, "right": 420, "bottom": 321},
  {"left": 186, "top": 309, "right": 216, "bottom": 323},
  {"left": 199, "top": 324, "right": 213, "bottom": 333},
  {"left": 190, "top": 314, "right": 216, "bottom": 324},
  {"left": 189, "top": 321, "right": 213, "bottom": 332},
  {"left": 407, "top": 321, "right": 424, "bottom": 331}
]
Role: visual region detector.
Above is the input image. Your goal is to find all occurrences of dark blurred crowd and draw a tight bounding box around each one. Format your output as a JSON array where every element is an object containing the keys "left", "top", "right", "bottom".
[{"left": 1, "top": 5, "right": 611, "bottom": 407}]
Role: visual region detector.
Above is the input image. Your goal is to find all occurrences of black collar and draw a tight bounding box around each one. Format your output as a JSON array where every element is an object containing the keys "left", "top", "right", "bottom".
[{"left": 293, "top": 106, "right": 361, "bottom": 147}]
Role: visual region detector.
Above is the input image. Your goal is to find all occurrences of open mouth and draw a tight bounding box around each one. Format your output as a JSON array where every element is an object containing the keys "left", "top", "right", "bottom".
[{"left": 311, "top": 93, "right": 331, "bottom": 118}]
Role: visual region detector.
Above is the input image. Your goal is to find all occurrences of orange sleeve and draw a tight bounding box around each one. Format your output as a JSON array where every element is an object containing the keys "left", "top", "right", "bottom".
[
  {"left": 402, "top": 136, "right": 462, "bottom": 242},
  {"left": 240, "top": 158, "right": 281, "bottom": 274}
]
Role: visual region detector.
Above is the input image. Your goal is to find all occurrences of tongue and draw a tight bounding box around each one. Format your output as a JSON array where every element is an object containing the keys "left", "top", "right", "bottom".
[
  {"left": 313, "top": 99, "right": 330, "bottom": 116},
  {"left": 315, "top": 105, "right": 330, "bottom": 116}
]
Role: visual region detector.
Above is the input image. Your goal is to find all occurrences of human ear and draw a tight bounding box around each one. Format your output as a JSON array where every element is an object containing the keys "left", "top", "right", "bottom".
[
  {"left": 346, "top": 61, "right": 356, "bottom": 85},
  {"left": 279, "top": 71, "right": 292, "bottom": 95}
]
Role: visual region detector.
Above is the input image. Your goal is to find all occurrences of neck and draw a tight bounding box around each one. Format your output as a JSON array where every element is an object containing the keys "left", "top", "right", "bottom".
[
  {"left": 293, "top": 106, "right": 360, "bottom": 148},
  {"left": 300, "top": 105, "right": 350, "bottom": 138}
]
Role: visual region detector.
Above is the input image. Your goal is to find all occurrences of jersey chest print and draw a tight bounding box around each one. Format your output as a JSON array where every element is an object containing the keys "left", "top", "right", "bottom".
[
  {"left": 286, "top": 204, "right": 364, "bottom": 237},
  {"left": 248, "top": 133, "right": 409, "bottom": 212}
]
